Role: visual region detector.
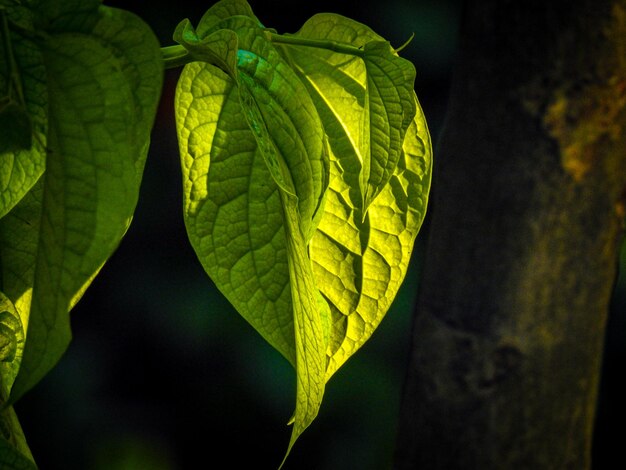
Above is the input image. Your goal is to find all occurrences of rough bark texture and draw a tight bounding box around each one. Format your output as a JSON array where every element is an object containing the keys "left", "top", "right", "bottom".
[{"left": 394, "top": 1, "right": 626, "bottom": 469}]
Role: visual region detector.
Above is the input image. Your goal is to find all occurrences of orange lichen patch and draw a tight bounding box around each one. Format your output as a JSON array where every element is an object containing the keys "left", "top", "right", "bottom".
[{"left": 543, "top": 77, "right": 626, "bottom": 181}]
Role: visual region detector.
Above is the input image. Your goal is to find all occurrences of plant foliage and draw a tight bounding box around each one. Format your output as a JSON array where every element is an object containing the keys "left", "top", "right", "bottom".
[{"left": 0, "top": 0, "right": 431, "bottom": 467}]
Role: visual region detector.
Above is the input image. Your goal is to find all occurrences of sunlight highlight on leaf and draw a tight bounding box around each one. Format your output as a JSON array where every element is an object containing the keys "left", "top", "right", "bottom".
[
  {"left": 175, "top": 2, "right": 431, "bottom": 465},
  {"left": 278, "top": 13, "right": 431, "bottom": 379}
]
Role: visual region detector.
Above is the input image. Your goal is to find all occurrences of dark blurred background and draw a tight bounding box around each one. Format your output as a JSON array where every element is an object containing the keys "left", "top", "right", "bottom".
[{"left": 14, "top": 1, "right": 625, "bottom": 469}]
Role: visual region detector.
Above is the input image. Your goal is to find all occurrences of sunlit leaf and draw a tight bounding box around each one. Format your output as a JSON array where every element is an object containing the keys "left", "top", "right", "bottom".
[
  {"left": 176, "top": 15, "right": 333, "bottom": 459},
  {"left": 278, "top": 13, "right": 431, "bottom": 379},
  {"left": 176, "top": 24, "right": 329, "bottom": 349},
  {"left": 175, "top": 2, "right": 431, "bottom": 463},
  {"left": 278, "top": 191, "right": 326, "bottom": 465},
  {"left": 177, "top": 63, "right": 297, "bottom": 362},
  {"left": 312, "top": 106, "right": 431, "bottom": 379},
  {"left": 280, "top": 13, "right": 418, "bottom": 213}
]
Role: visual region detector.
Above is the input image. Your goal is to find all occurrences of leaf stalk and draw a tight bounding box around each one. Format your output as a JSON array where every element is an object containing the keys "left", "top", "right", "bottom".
[
  {"left": 264, "top": 31, "right": 365, "bottom": 57},
  {"left": 161, "top": 44, "right": 191, "bottom": 69}
]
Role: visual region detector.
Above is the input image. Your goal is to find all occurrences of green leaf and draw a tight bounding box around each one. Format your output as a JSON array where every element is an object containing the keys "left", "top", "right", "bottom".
[
  {"left": 32, "top": 0, "right": 101, "bottom": 33},
  {"left": 1, "top": 9, "right": 47, "bottom": 219},
  {"left": 176, "top": 26, "right": 328, "bottom": 349},
  {"left": 0, "top": 295, "right": 34, "bottom": 469},
  {"left": 277, "top": 13, "right": 431, "bottom": 379},
  {"left": 279, "top": 13, "right": 417, "bottom": 212},
  {"left": 175, "top": 3, "right": 431, "bottom": 463},
  {"left": 174, "top": 19, "right": 239, "bottom": 79},
  {"left": 176, "top": 20, "right": 330, "bottom": 457},
  {"left": 195, "top": 0, "right": 260, "bottom": 38},
  {"left": 0, "top": 292, "right": 24, "bottom": 395},
  {"left": 2, "top": 3, "right": 163, "bottom": 403},
  {"left": 313, "top": 103, "right": 431, "bottom": 379},
  {"left": 0, "top": 404, "right": 36, "bottom": 470},
  {"left": 0, "top": 439, "right": 36, "bottom": 470},
  {"left": 278, "top": 191, "right": 326, "bottom": 466},
  {"left": 177, "top": 63, "right": 297, "bottom": 363},
  {"left": 361, "top": 40, "right": 416, "bottom": 210},
  {"left": 234, "top": 30, "right": 328, "bottom": 459},
  {"left": 235, "top": 33, "right": 327, "bottom": 240}
]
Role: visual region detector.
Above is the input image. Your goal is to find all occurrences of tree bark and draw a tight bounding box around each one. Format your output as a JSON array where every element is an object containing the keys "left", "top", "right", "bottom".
[{"left": 395, "top": 1, "right": 626, "bottom": 469}]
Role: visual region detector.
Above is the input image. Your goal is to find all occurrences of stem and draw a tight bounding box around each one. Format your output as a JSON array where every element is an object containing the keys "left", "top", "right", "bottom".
[
  {"left": 265, "top": 31, "right": 364, "bottom": 57},
  {"left": 161, "top": 45, "right": 191, "bottom": 70},
  {"left": 161, "top": 29, "right": 366, "bottom": 70}
]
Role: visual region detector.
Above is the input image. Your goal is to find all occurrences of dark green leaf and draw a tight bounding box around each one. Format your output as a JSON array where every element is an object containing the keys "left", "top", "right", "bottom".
[
  {"left": 4, "top": 3, "right": 163, "bottom": 403},
  {"left": 195, "top": 0, "right": 260, "bottom": 38},
  {"left": 0, "top": 9, "right": 47, "bottom": 219}
]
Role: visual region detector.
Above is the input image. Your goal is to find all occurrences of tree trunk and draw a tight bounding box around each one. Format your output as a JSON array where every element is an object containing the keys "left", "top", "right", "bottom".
[{"left": 395, "top": 1, "right": 626, "bottom": 469}]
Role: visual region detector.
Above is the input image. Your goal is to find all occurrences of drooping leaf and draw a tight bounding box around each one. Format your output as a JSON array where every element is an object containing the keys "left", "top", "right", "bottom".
[
  {"left": 3, "top": 3, "right": 163, "bottom": 404},
  {"left": 278, "top": 191, "right": 326, "bottom": 465},
  {"left": 277, "top": 13, "right": 431, "bottom": 379},
  {"left": 235, "top": 31, "right": 328, "bottom": 458},
  {"left": 175, "top": 2, "right": 431, "bottom": 463},
  {"left": 177, "top": 63, "right": 297, "bottom": 362},
  {"left": 176, "top": 17, "right": 330, "bottom": 458},
  {"left": 0, "top": 8, "right": 47, "bottom": 219}
]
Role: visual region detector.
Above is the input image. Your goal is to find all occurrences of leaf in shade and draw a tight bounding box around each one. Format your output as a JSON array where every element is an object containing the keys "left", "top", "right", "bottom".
[{"left": 3, "top": 3, "right": 163, "bottom": 404}]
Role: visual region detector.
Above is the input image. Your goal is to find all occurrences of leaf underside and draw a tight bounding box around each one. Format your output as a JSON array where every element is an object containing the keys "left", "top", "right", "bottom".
[
  {"left": 0, "top": 1, "right": 163, "bottom": 465},
  {"left": 175, "top": 0, "right": 432, "bottom": 463}
]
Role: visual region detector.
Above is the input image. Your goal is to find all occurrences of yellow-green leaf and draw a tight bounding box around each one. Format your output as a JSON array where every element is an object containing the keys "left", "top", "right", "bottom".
[
  {"left": 312, "top": 104, "right": 431, "bottom": 379},
  {"left": 278, "top": 13, "right": 431, "bottom": 379},
  {"left": 174, "top": 3, "right": 431, "bottom": 465},
  {"left": 176, "top": 19, "right": 330, "bottom": 460}
]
